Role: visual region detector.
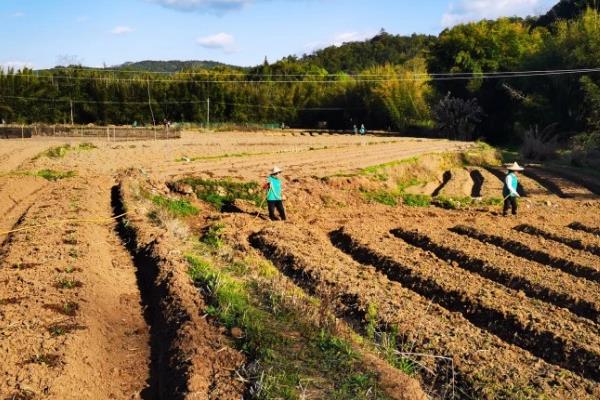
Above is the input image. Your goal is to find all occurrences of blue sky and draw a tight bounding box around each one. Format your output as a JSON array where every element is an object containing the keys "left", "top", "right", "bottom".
[{"left": 0, "top": 0, "right": 556, "bottom": 70}]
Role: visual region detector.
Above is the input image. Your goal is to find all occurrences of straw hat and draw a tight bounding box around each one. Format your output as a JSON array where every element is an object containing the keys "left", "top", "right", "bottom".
[
  {"left": 270, "top": 166, "right": 283, "bottom": 175},
  {"left": 506, "top": 162, "right": 525, "bottom": 172}
]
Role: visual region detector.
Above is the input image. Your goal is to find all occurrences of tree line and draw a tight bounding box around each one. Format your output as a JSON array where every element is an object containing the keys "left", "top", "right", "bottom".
[{"left": 0, "top": 2, "right": 599, "bottom": 158}]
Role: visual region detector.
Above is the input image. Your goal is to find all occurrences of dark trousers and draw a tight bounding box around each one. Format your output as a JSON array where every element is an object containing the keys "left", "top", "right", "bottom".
[
  {"left": 268, "top": 200, "right": 286, "bottom": 221},
  {"left": 503, "top": 196, "right": 518, "bottom": 216}
]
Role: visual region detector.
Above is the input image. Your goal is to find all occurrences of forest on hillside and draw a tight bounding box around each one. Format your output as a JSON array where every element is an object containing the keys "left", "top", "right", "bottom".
[{"left": 1, "top": 0, "right": 599, "bottom": 162}]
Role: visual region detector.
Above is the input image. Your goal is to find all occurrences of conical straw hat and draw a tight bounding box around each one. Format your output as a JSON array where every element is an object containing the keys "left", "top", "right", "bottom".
[{"left": 506, "top": 162, "right": 525, "bottom": 171}]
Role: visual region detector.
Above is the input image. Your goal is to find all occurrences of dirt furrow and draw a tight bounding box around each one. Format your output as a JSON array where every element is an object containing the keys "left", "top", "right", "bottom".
[
  {"left": 332, "top": 225, "right": 600, "bottom": 382},
  {"left": 523, "top": 167, "right": 597, "bottom": 199},
  {"left": 515, "top": 223, "right": 600, "bottom": 257},
  {"left": 407, "top": 224, "right": 600, "bottom": 324},
  {"left": 467, "top": 167, "right": 503, "bottom": 198},
  {"left": 249, "top": 224, "right": 599, "bottom": 400},
  {"left": 569, "top": 221, "right": 600, "bottom": 238},
  {"left": 116, "top": 180, "right": 246, "bottom": 400},
  {"left": 0, "top": 176, "right": 48, "bottom": 246},
  {"left": 0, "top": 177, "right": 150, "bottom": 399},
  {"left": 536, "top": 165, "right": 600, "bottom": 196},
  {"left": 453, "top": 225, "right": 600, "bottom": 284}
]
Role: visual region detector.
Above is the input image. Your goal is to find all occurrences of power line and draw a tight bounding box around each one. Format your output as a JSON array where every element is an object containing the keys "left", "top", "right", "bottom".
[
  {"left": 0, "top": 94, "right": 347, "bottom": 110},
  {"left": 2, "top": 67, "right": 600, "bottom": 84}
]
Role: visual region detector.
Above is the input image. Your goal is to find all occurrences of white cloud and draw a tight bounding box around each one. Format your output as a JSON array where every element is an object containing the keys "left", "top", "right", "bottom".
[
  {"left": 0, "top": 61, "right": 34, "bottom": 71},
  {"left": 111, "top": 26, "right": 135, "bottom": 35},
  {"left": 303, "top": 31, "right": 376, "bottom": 54},
  {"left": 148, "top": 0, "right": 253, "bottom": 14},
  {"left": 196, "top": 32, "right": 235, "bottom": 50},
  {"left": 442, "top": 0, "right": 554, "bottom": 27},
  {"left": 12, "top": 12, "right": 25, "bottom": 18}
]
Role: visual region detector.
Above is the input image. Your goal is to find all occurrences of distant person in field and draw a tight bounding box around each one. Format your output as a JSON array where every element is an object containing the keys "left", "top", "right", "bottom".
[
  {"left": 360, "top": 124, "right": 366, "bottom": 135},
  {"left": 353, "top": 124, "right": 358, "bottom": 135},
  {"left": 503, "top": 162, "right": 524, "bottom": 216},
  {"left": 264, "top": 166, "right": 286, "bottom": 221}
]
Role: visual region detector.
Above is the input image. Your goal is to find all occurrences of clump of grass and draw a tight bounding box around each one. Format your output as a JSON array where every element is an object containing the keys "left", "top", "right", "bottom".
[
  {"left": 476, "top": 197, "right": 504, "bottom": 206},
  {"left": 48, "top": 323, "right": 85, "bottom": 337},
  {"left": 36, "top": 169, "right": 76, "bottom": 181},
  {"left": 40, "top": 144, "right": 71, "bottom": 159},
  {"left": 401, "top": 194, "right": 432, "bottom": 207},
  {"left": 151, "top": 195, "right": 199, "bottom": 217},
  {"left": 180, "top": 178, "right": 262, "bottom": 210},
  {"left": 55, "top": 278, "right": 82, "bottom": 289},
  {"left": 362, "top": 190, "right": 398, "bottom": 207},
  {"left": 78, "top": 142, "right": 97, "bottom": 150},
  {"left": 432, "top": 196, "right": 473, "bottom": 210},
  {"left": 43, "top": 302, "right": 79, "bottom": 317},
  {"left": 201, "top": 223, "right": 226, "bottom": 248}
]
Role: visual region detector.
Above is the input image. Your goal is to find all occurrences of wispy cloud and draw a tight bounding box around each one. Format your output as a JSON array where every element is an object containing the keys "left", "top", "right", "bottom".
[
  {"left": 196, "top": 32, "right": 236, "bottom": 51},
  {"left": 12, "top": 12, "right": 25, "bottom": 18},
  {"left": 0, "top": 61, "right": 33, "bottom": 71},
  {"left": 111, "top": 26, "right": 135, "bottom": 35},
  {"left": 149, "top": 0, "right": 250, "bottom": 13},
  {"left": 303, "top": 31, "right": 375, "bottom": 54},
  {"left": 442, "top": 0, "right": 554, "bottom": 27},
  {"left": 76, "top": 16, "right": 89, "bottom": 23}
]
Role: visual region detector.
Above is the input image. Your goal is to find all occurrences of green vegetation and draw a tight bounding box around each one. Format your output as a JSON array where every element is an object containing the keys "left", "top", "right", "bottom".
[
  {"left": 186, "top": 254, "right": 389, "bottom": 399},
  {"left": 176, "top": 152, "right": 260, "bottom": 162},
  {"left": 362, "top": 190, "right": 398, "bottom": 207},
  {"left": 201, "top": 223, "right": 226, "bottom": 248},
  {"left": 34, "top": 143, "right": 97, "bottom": 160},
  {"left": 55, "top": 278, "right": 82, "bottom": 289},
  {"left": 402, "top": 194, "right": 432, "bottom": 207},
  {"left": 180, "top": 178, "right": 262, "bottom": 210},
  {"left": 35, "top": 169, "right": 76, "bottom": 181},
  {"left": 151, "top": 195, "right": 199, "bottom": 217},
  {"left": 432, "top": 196, "right": 474, "bottom": 210}
]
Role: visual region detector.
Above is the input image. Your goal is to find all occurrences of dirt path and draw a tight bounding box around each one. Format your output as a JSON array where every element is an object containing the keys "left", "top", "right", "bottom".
[{"left": 0, "top": 177, "right": 150, "bottom": 399}]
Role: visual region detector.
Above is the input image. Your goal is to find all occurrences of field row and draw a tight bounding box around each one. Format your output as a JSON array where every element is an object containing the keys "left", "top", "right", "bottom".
[{"left": 250, "top": 220, "right": 600, "bottom": 399}]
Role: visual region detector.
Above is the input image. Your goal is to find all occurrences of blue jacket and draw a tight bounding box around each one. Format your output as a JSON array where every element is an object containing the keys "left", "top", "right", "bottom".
[
  {"left": 503, "top": 173, "right": 519, "bottom": 198},
  {"left": 266, "top": 176, "right": 283, "bottom": 201}
]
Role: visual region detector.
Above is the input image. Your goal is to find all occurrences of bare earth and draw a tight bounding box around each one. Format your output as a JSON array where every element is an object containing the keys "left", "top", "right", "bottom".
[{"left": 1, "top": 130, "right": 599, "bottom": 399}]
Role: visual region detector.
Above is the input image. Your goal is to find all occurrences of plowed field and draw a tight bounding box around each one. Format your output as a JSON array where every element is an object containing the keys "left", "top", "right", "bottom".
[{"left": 1, "top": 131, "right": 599, "bottom": 399}]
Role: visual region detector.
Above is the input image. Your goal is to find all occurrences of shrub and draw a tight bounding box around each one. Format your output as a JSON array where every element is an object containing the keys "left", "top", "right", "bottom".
[
  {"left": 401, "top": 193, "right": 431, "bottom": 207},
  {"left": 520, "top": 123, "right": 559, "bottom": 161}
]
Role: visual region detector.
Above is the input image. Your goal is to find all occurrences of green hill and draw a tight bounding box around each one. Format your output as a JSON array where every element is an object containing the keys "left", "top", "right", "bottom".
[
  {"left": 116, "top": 60, "right": 242, "bottom": 72},
  {"left": 535, "top": 0, "right": 600, "bottom": 27}
]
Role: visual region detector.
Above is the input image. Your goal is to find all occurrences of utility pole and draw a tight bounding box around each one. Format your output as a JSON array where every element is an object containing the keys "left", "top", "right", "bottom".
[{"left": 206, "top": 98, "right": 210, "bottom": 131}]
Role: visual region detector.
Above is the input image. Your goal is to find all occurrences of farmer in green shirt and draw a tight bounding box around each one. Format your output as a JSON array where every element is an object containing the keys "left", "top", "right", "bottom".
[
  {"left": 264, "top": 166, "right": 287, "bottom": 221},
  {"left": 503, "top": 162, "right": 524, "bottom": 216}
]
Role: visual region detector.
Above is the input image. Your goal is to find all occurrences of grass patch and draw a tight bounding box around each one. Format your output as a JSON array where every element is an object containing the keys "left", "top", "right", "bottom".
[
  {"left": 186, "top": 254, "right": 390, "bottom": 399},
  {"left": 362, "top": 190, "right": 398, "bottom": 207},
  {"left": 401, "top": 194, "right": 432, "bottom": 207},
  {"left": 54, "top": 278, "right": 82, "bottom": 289},
  {"left": 176, "top": 152, "right": 261, "bottom": 162},
  {"left": 39, "top": 144, "right": 71, "bottom": 159},
  {"left": 151, "top": 195, "right": 199, "bottom": 217},
  {"left": 201, "top": 223, "right": 226, "bottom": 248},
  {"left": 77, "top": 142, "right": 97, "bottom": 150},
  {"left": 179, "top": 178, "right": 262, "bottom": 210},
  {"left": 35, "top": 169, "right": 76, "bottom": 181},
  {"left": 432, "top": 196, "right": 473, "bottom": 210}
]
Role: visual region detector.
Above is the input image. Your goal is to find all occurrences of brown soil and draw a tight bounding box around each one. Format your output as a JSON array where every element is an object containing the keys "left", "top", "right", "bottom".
[
  {"left": 2, "top": 131, "right": 600, "bottom": 399},
  {"left": 249, "top": 224, "right": 599, "bottom": 399},
  {"left": 0, "top": 176, "right": 149, "bottom": 399}
]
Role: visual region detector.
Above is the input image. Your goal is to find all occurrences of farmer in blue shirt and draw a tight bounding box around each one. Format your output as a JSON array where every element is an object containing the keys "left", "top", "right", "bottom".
[
  {"left": 359, "top": 124, "right": 366, "bottom": 135},
  {"left": 264, "top": 166, "right": 287, "bottom": 221},
  {"left": 503, "top": 162, "right": 524, "bottom": 216}
]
